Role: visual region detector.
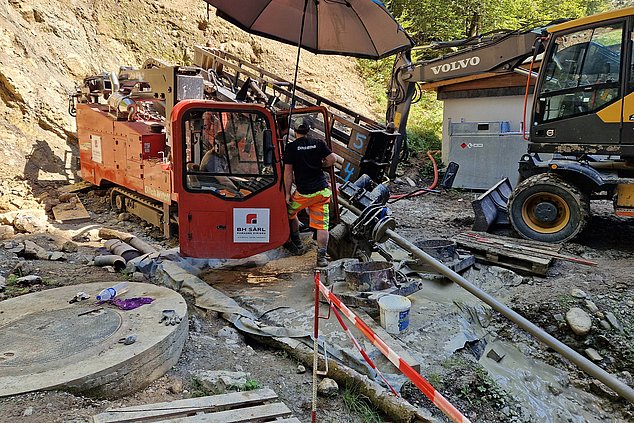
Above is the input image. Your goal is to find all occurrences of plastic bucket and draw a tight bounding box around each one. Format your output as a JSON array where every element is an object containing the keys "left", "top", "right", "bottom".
[{"left": 378, "top": 294, "right": 411, "bottom": 334}]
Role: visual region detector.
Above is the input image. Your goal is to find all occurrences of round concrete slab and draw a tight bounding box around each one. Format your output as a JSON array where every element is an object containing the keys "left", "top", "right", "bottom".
[{"left": 0, "top": 282, "right": 187, "bottom": 398}]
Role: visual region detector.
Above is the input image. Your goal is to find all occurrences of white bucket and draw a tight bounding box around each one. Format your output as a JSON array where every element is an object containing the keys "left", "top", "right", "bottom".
[{"left": 378, "top": 294, "right": 411, "bottom": 334}]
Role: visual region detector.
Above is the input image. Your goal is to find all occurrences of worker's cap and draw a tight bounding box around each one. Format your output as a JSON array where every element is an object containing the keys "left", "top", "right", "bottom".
[{"left": 295, "top": 124, "right": 310, "bottom": 134}]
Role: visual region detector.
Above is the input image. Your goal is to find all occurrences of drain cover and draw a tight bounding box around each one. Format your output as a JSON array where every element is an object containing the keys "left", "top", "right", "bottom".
[
  {"left": 0, "top": 282, "right": 187, "bottom": 398},
  {"left": 0, "top": 308, "right": 121, "bottom": 367}
]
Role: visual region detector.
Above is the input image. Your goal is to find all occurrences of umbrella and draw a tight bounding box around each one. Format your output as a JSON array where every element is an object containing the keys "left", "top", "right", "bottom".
[
  {"left": 205, "top": 0, "right": 412, "bottom": 126},
  {"left": 204, "top": 0, "right": 413, "bottom": 60}
]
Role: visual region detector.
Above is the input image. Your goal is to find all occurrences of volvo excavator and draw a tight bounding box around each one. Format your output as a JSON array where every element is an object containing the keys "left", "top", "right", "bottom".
[{"left": 387, "top": 6, "right": 634, "bottom": 243}]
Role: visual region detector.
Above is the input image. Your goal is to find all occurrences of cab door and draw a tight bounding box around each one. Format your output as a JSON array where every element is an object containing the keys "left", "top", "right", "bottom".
[{"left": 171, "top": 101, "right": 288, "bottom": 258}]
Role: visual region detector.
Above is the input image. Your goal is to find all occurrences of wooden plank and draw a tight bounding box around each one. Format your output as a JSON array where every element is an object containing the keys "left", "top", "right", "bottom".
[
  {"left": 57, "top": 180, "right": 94, "bottom": 194},
  {"left": 454, "top": 232, "right": 554, "bottom": 275},
  {"left": 271, "top": 419, "right": 301, "bottom": 423},
  {"left": 460, "top": 232, "right": 562, "bottom": 253},
  {"left": 469, "top": 249, "right": 551, "bottom": 276},
  {"left": 92, "top": 389, "right": 278, "bottom": 423},
  {"left": 356, "top": 309, "right": 421, "bottom": 373},
  {"left": 52, "top": 197, "right": 91, "bottom": 223},
  {"left": 165, "top": 402, "right": 292, "bottom": 423}
]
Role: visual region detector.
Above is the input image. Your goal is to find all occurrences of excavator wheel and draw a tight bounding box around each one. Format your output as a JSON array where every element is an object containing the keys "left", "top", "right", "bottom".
[{"left": 508, "top": 173, "right": 589, "bottom": 243}]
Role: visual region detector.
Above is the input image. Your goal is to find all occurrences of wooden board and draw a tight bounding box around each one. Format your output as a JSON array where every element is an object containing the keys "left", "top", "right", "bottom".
[
  {"left": 52, "top": 196, "right": 91, "bottom": 223},
  {"left": 92, "top": 389, "right": 295, "bottom": 423},
  {"left": 57, "top": 180, "right": 94, "bottom": 194},
  {"left": 454, "top": 232, "right": 556, "bottom": 276}
]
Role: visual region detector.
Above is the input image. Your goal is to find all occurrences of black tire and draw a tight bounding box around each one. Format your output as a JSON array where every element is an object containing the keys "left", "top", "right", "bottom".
[{"left": 508, "top": 173, "right": 590, "bottom": 243}]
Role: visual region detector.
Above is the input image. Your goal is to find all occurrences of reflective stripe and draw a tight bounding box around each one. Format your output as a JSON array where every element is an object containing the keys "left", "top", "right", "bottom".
[{"left": 288, "top": 187, "right": 332, "bottom": 231}]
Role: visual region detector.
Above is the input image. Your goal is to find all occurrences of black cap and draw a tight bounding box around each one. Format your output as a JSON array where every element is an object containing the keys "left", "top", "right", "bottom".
[{"left": 296, "top": 124, "right": 309, "bottom": 134}]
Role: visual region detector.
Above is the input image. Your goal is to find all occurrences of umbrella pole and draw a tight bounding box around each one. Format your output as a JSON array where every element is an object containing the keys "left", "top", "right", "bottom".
[{"left": 287, "top": 0, "right": 309, "bottom": 131}]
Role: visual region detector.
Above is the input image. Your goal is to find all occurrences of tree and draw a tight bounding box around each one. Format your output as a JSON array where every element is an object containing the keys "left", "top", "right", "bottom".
[{"left": 386, "top": 0, "right": 611, "bottom": 44}]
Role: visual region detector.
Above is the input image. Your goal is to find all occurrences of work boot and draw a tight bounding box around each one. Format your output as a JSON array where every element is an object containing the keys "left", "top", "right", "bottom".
[
  {"left": 316, "top": 247, "right": 329, "bottom": 267},
  {"left": 285, "top": 239, "right": 306, "bottom": 256}
]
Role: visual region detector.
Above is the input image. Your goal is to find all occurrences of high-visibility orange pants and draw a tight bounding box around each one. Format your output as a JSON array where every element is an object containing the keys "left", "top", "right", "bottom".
[{"left": 287, "top": 188, "right": 331, "bottom": 231}]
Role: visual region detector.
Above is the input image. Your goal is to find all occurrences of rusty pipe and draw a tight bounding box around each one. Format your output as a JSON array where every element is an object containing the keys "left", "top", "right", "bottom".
[{"left": 337, "top": 197, "right": 634, "bottom": 403}]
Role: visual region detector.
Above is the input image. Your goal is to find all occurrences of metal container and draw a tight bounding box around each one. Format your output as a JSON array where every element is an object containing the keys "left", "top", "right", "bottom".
[
  {"left": 414, "top": 239, "right": 457, "bottom": 262},
  {"left": 345, "top": 261, "right": 396, "bottom": 292}
]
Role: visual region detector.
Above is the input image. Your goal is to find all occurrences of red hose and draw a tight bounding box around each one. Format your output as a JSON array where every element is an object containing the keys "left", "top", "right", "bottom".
[{"left": 389, "top": 150, "right": 438, "bottom": 200}]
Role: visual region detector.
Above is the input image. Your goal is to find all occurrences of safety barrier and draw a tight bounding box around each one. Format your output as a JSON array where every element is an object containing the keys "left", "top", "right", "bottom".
[{"left": 312, "top": 270, "right": 471, "bottom": 423}]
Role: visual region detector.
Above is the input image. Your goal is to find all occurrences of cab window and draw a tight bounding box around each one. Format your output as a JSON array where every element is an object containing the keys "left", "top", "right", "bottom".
[
  {"left": 535, "top": 23, "right": 623, "bottom": 124},
  {"left": 183, "top": 110, "right": 275, "bottom": 198}
]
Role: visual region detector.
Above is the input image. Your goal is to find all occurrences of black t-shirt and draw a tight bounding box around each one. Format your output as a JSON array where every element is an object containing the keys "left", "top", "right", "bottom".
[{"left": 283, "top": 136, "right": 332, "bottom": 194}]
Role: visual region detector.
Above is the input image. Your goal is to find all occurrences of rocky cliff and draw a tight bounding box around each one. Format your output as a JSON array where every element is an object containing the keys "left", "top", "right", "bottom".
[{"left": 0, "top": 0, "right": 378, "bottom": 210}]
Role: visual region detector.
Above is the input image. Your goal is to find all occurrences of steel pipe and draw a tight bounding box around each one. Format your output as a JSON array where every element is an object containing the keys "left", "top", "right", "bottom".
[
  {"left": 385, "top": 228, "right": 634, "bottom": 404},
  {"left": 337, "top": 196, "right": 634, "bottom": 403}
]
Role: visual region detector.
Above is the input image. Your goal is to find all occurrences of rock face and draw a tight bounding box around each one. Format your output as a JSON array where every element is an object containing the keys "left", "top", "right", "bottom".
[
  {"left": 0, "top": 0, "right": 378, "bottom": 209},
  {"left": 566, "top": 307, "right": 592, "bottom": 336}
]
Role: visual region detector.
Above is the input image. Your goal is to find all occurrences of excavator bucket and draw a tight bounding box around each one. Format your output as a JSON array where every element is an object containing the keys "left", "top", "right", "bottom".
[{"left": 472, "top": 178, "right": 512, "bottom": 232}]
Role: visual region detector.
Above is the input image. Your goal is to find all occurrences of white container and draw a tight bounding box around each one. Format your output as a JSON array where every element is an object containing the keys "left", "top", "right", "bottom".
[{"left": 378, "top": 294, "right": 411, "bottom": 334}]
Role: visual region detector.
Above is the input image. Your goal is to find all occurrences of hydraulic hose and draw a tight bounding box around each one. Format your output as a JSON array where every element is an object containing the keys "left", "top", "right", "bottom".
[{"left": 389, "top": 150, "right": 439, "bottom": 203}]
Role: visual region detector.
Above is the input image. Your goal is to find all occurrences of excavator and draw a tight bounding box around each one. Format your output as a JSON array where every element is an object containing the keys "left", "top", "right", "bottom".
[{"left": 387, "top": 6, "right": 634, "bottom": 243}]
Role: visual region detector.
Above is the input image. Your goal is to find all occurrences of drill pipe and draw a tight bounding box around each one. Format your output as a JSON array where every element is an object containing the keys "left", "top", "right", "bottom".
[{"left": 338, "top": 197, "right": 634, "bottom": 403}]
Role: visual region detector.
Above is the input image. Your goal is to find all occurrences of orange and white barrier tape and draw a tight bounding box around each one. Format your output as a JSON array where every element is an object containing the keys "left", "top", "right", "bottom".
[{"left": 315, "top": 271, "right": 471, "bottom": 423}]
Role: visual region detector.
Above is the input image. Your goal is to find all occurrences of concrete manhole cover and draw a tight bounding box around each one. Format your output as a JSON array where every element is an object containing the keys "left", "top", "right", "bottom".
[
  {"left": 0, "top": 308, "right": 122, "bottom": 367},
  {"left": 0, "top": 282, "right": 187, "bottom": 398}
]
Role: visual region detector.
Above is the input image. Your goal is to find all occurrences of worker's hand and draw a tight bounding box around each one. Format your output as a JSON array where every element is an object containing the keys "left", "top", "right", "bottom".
[{"left": 286, "top": 193, "right": 292, "bottom": 205}]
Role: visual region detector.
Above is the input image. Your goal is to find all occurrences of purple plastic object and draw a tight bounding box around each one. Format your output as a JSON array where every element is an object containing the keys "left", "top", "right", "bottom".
[{"left": 109, "top": 297, "right": 154, "bottom": 310}]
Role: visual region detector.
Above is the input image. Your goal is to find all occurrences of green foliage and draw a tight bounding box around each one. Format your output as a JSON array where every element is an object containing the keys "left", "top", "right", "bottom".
[
  {"left": 428, "top": 372, "right": 443, "bottom": 387},
  {"left": 6, "top": 274, "right": 18, "bottom": 285},
  {"left": 387, "top": 0, "right": 611, "bottom": 43},
  {"left": 357, "top": 58, "right": 443, "bottom": 155},
  {"left": 558, "top": 294, "right": 577, "bottom": 309},
  {"left": 457, "top": 366, "right": 507, "bottom": 408},
  {"left": 242, "top": 379, "right": 261, "bottom": 391},
  {"left": 189, "top": 377, "right": 210, "bottom": 398},
  {"left": 342, "top": 383, "right": 382, "bottom": 423}
]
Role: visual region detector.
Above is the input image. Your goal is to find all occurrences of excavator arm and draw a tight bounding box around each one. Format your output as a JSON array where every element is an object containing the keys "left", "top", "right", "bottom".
[{"left": 386, "top": 29, "right": 545, "bottom": 175}]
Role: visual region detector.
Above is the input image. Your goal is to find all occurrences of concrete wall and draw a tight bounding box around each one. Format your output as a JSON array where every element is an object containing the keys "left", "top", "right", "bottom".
[{"left": 441, "top": 95, "right": 533, "bottom": 163}]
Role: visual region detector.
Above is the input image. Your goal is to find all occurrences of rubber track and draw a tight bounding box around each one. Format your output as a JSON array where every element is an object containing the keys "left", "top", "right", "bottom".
[{"left": 508, "top": 173, "right": 590, "bottom": 241}]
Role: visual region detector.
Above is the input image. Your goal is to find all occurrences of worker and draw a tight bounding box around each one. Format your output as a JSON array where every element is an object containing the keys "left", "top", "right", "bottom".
[
  {"left": 283, "top": 123, "right": 337, "bottom": 267},
  {"left": 200, "top": 132, "right": 239, "bottom": 192}
]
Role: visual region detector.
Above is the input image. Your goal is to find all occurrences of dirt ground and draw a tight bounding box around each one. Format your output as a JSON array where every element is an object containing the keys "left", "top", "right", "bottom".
[{"left": 0, "top": 160, "right": 632, "bottom": 422}]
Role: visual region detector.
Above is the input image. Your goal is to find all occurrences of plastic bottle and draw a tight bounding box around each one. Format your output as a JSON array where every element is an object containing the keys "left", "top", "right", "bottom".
[{"left": 96, "top": 282, "right": 129, "bottom": 301}]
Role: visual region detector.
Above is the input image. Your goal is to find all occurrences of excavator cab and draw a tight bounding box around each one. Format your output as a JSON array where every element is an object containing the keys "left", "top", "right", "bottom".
[
  {"left": 531, "top": 18, "right": 626, "bottom": 149},
  {"left": 507, "top": 8, "right": 634, "bottom": 243}
]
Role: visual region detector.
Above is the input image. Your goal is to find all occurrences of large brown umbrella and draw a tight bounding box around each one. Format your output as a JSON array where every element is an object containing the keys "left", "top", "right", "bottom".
[{"left": 204, "top": 0, "right": 413, "bottom": 60}]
